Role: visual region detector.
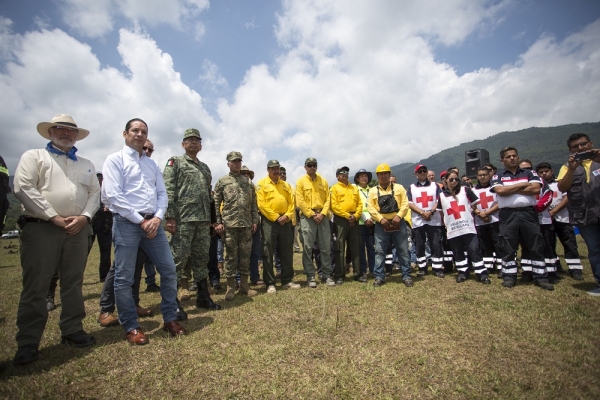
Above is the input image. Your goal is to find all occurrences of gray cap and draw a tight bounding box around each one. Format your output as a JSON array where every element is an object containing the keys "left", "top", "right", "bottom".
[{"left": 226, "top": 151, "right": 243, "bottom": 161}]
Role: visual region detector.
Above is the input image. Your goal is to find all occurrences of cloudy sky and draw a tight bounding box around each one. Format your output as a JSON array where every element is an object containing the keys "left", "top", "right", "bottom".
[{"left": 1, "top": 0, "right": 599, "bottom": 184}]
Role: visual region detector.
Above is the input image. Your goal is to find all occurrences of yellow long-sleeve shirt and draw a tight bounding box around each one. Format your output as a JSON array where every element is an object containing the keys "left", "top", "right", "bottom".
[
  {"left": 256, "top": 176, "right": 295, "bottom": 223},
  {"left": 367, "top": 183, "right": 409, "bottom": 223},
  {"left": 296, "top": 173, "right": 330, "bottom": 218},
  {"left": 330, "top": 181, "right": 361, "bottom": 219}
]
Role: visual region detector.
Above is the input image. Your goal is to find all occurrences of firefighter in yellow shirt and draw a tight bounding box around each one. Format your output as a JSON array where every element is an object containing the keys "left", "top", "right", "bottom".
[
  {"left": 296, "top": 157, "right": 334, "bottom": 288},
  {"left": 256, "top": 160, "right": 301, "bottom": 293},
  {"left": 330, "top": 166, "right": 362, "bottom": 284}
]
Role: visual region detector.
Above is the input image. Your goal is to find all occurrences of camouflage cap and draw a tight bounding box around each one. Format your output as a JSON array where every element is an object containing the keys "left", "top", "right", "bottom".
[
  {"left": 267, "top": 159, "right": 280, "bottom": 168},
  {"left": 241, "top": 165, "right": 249, "bottom": 171},
  {"left": 305, "top": 157, "right": 317, "bottom": 165},
  {"left": 183, "top": 128, "right": 201, "bottom": 140},
  {"left": 226, "top": 151, "right": 243, "bottom": 161}
]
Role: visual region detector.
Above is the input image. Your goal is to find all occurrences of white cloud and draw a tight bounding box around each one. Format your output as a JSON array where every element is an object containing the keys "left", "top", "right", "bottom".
[
  {"left": 214, "top": 0, "right": 600, "bottom": 183},
  {"left": 58, "top": 0, "right": 210, "bottom": 38},
  {"left": 59, "top": 0, "right": 114, "bottom": 38},
  {"left": 1, "top": 1, "right": 600, "bottom": 187}
]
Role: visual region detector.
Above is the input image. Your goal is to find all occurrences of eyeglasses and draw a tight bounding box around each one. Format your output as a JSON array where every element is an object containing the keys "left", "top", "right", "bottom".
[
  {"left": 306, "top": 163, "right": 317, "bottom": 168},
  {"left": 53, "top": 126, "right": 78, "bottom": 133},
  {"left": 569, "top": 140, "right": 590, "bottom": 150},
  {"left": 241, "top": 171, "right": 248, "bottom": 175},
  {"left": 184, "top": 138, "right": 202, "bottom": 143},
  {"left": 447, "top": 178, "right": 459, "bottom": 182},
  {"left": 416, "top": 169, "right": 427, "bottom": 174},
  {"left": 142, "top": 146, "right": 154, "bottom": 153}
]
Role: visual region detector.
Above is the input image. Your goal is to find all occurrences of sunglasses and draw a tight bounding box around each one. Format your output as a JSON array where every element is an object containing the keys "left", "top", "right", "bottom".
[
  {"left": 447, "top": 178, "right": 459, "bottom": 182},
  {"left": 53, "top": 126, "right": 78, "bottom": 133},
  {"left": 142, "top": 146, "right": 154, "bottom": 153},
  {"left": 306, "top": 163, "right": 317, "bottom": 168},
  {"left": 241, "top": 171, "right": 248, "bottom": 175},
  {"left": 416, "top": 169, "right": 427, "bottom": 173}
]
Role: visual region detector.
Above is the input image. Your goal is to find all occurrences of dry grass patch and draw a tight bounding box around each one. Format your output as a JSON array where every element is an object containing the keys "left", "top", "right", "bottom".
[{"left": 0, "top": 237, "right": 599, "bottom": 399}]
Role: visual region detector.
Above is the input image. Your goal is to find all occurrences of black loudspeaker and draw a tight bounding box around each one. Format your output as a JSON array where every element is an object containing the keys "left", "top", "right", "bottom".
[{"left": 465, "top": 148, "right": 490, "bottom": 178}]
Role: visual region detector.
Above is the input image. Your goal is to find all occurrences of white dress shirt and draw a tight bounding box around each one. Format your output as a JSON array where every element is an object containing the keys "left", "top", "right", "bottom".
[{"left": 102, "top": 145, "right": 167, "bottom": 224}]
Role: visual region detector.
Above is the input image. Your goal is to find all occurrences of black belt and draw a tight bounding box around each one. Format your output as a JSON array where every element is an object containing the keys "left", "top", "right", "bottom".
[
  {"left": 112, "top": 212, "right": 155, "bottom": 219},
  {"left": 503, "top": 206, "right": 534, "bottom": 212}
]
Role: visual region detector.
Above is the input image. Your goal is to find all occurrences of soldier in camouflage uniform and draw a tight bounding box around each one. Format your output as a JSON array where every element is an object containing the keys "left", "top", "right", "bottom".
[
  {"left": 163, "top": 128, "right": 221, "bottom": 310},
  {"left": 214, "top": 151, "right": 259, "bottom": 300}
]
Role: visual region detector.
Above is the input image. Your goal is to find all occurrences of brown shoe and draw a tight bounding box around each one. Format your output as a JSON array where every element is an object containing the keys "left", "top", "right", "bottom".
[
  {"left": 126, "top": 328, "right": 149, "bottom": 345},
  {"left": 98, "top": 312, "right": 120, "bottom": 328},
  {"left": 163, "top": 320, "right": 186, "bottom": 337},
  {"left": 136, "top": 305, "right": 153, "bottom": 317}
]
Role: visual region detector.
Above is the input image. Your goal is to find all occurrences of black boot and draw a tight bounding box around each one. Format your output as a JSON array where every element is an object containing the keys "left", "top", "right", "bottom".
[
  {"left": 175, "top": 297, "right": 188, "bottom": 321},
  {"left": 197, "top": 279, "right": 222, "bottom": 310}
]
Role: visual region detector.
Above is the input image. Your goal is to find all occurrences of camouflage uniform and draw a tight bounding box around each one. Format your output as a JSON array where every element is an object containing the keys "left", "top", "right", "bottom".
[
  {"left": 214, "top": 172, "right": 259, "bottom": 278},
  {"left": 164, "top": 153, "right": 212, "bottom": 282}
]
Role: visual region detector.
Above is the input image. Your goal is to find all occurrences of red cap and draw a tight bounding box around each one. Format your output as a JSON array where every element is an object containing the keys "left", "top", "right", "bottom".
[
  {"left": 440, "top": 170, "right": 448, "bottom": 178},
  {"left": 414, "top": 164, "right": 427, "bottom": 173}
]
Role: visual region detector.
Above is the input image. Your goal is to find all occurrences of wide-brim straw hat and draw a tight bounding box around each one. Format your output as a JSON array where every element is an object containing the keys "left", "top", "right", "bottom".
[{"left": 36, "top": 114, "right": 90, "bottom": 140}]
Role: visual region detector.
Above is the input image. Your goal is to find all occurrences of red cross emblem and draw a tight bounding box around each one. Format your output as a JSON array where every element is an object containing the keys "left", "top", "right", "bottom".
[
  {"left": 479, "top": 191, "right": 494, "bottom": 209},
  {"left": 416, "top": 191, "right": 433, "bottom": 208},
  {"left": 553, "top": 191, "right": 558, "bottom": 198},
  {"left": 446, "top": 201, "right": 466, "bottom": 220}
]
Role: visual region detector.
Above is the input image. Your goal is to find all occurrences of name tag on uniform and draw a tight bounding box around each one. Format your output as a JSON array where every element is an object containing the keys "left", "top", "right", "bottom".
[{"left": 593, "top": 169, "right": 600, "bottom": 177}]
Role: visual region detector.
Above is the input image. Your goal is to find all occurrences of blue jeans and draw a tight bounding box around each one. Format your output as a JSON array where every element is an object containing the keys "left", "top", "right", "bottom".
[
  {"left": 217, "top": 237, "right": 224, "bottom": 264},
  {"left": 374, "top": 220, "right": 410, "bottom": 281},
  {"left": 144, "top": 258, "right": 156, "bottom": 285},
  {"left": 577, "top": 223, "right": 600, "bottom": 284},
  {"left": 112, "top": 215, "right": 178, "bottom": 333}
]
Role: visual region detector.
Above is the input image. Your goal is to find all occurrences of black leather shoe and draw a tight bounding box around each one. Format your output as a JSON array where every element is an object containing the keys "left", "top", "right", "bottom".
[
  {"left": 335, "top": 279, "right": 344, "bottom": 285},
  {"left": 571, "top": 270, "right": 584, "bottom": 281},
  {"left": 145, "top": 283, "right": 161, "bottom": 292},
  {"left": 535, "top": 279, "right": 555, "bottom": 291},
  {"left": 61, "top": 330, "right": 96, "bottom": 348},
  {"left": 502, "top": 278, "right": 516, "bottom": 288},
  {"left": 416, "top": 270, "right": 426, "bottom": 277},
  {"left": 403, "top": 278, "right": 414, "bottom": 287},
  {"left": 456, "top": 274, "right": 468, "bottom": 283},
  {"left": 46, "top": 296, "right": 56, "bottom": 312},
  {"left": 13, "top": 344, "right": 39, "bottom": 366},
  {"left": 480, "top": 277, "right": 491, "bottom": 285},
  {"left": 176, "top": 298, "right": 188, "bottom": 321},
  {"left": 435, "top": 271, "right": 445, "bottom": 278},
  {"left": 373, "top": 278, "right": 384, "bottom": 287},
  {"left": 354, "top": 275, "right": 367, "bottom": 283}
]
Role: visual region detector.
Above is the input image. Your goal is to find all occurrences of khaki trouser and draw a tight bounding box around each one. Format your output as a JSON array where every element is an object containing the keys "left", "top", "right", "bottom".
[{"left": 17, "top": 221, "right": 89, "bottom": 346}]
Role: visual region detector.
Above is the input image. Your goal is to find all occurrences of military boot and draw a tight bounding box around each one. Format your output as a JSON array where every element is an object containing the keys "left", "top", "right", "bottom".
[
  {"left": 196, "top": 279, "right": 222, "bottom": 310},
  {"left": 225, "top": 277, "right": 237, "bottom": 301},
  {"left": 239, "top": 274, "right": 257, "bottom": 297},
  {"left": 179, "top": 278, "right": 191, "bottom": 301}
]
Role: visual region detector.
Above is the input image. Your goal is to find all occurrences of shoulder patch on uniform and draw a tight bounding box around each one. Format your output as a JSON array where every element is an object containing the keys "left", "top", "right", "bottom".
[{"left": 166, "top": 159, "right": 174, "bottom": 167}]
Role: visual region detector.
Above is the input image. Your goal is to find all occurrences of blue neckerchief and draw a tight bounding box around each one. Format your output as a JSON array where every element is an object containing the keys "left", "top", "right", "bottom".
[{"left": 46, "top": 142, "right": 78, "bottom": 161}]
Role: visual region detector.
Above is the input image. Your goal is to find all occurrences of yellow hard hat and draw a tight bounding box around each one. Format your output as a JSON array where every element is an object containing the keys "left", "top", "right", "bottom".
[{"left": 375, "top": 163, "right": 391, "bottom": 174}]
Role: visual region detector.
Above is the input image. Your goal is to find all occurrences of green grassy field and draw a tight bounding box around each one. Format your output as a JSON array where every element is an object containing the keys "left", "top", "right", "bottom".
[{"left": 0, "top": 238, "right": 599, "bottom": 399}]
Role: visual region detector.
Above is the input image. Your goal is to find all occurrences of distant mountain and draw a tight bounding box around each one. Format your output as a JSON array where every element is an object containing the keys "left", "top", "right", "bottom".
[{"left": 392, "top": 122, "right": 600, "bottom": 187}]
